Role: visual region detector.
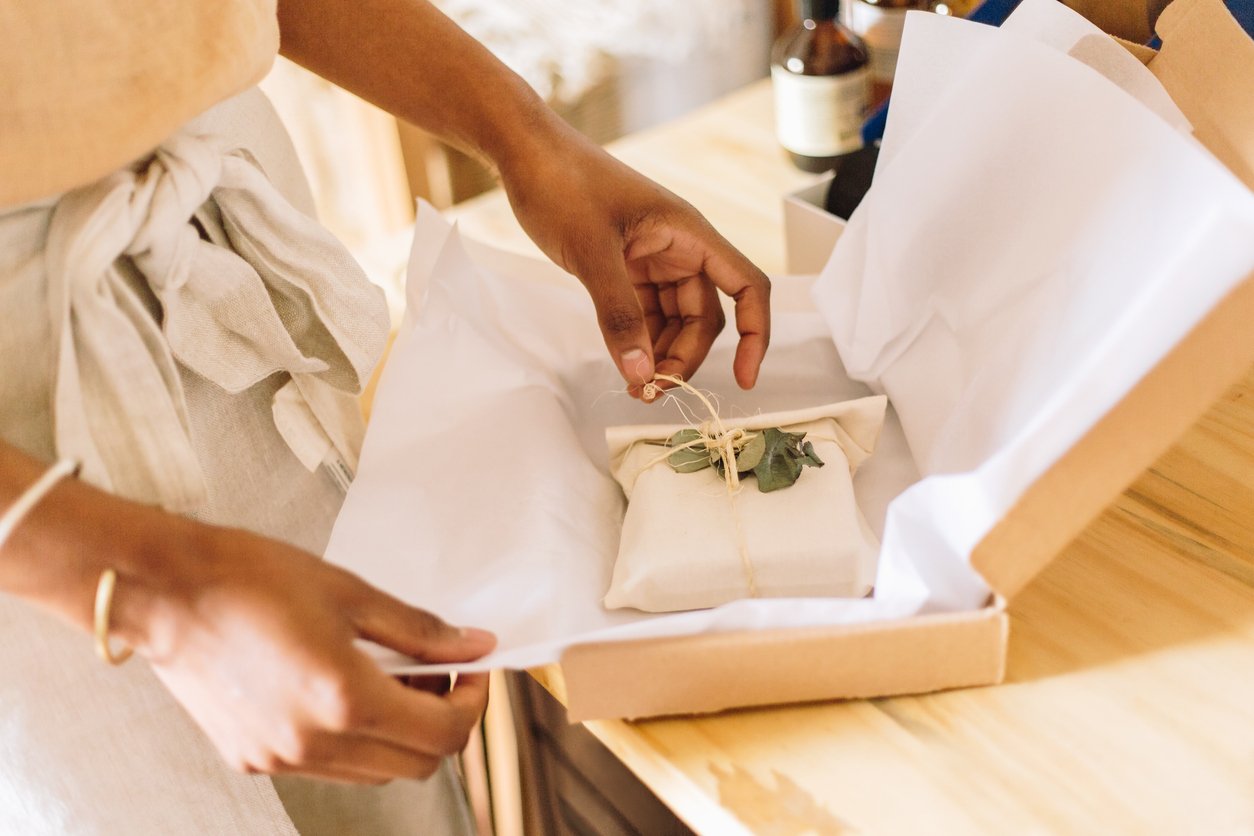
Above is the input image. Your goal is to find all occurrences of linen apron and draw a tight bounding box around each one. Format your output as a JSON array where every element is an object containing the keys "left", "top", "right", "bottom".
[{"left": 0, "top": 88, "right": 473, "bottom": 836}]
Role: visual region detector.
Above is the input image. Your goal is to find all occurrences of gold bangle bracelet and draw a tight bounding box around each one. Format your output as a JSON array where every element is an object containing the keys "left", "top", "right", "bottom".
[{"left": 93, "top": 568, "right": 133, "bottom": 665}]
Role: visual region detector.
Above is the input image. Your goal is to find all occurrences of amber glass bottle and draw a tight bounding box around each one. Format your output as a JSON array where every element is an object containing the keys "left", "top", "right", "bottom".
[
  {"left": 846, "top": 0, "right": 931, "bottom": 107},
  {"left": 771, "top": 0, "right": 870, "bottom": 173}
]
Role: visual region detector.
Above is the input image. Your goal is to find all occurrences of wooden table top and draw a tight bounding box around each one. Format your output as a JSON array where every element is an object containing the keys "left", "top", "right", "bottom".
[{"left": 448, "top": 80, "right": 1254, "bottom": 835}]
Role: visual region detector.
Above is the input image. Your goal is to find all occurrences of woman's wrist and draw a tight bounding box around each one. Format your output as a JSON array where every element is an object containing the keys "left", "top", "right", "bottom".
[
  {"left": 475, "top": 93, "right": 574, "bottom": 180},
  {"left": 100, "top": 506, "right": 208, "bottom": 661},
  {"left": 0, "top": 444, "right": 202, "bottom": 659}
]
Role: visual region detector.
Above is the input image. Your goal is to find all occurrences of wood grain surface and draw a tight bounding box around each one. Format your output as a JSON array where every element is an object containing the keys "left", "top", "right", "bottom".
[{"left": 449, "top": 81, "right": 1254, "bottom": 835}]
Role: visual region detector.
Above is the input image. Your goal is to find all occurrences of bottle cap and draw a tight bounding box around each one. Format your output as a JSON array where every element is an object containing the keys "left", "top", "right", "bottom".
[{"left": 800, "top": 0, "right": 840, "bottom": 20}]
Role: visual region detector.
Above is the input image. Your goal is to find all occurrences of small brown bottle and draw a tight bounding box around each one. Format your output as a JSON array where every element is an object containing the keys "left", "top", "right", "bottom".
[
  {"left": 846, "top": 0, "right": 931, "bottom": 107},
  {"left": 771, "top": 0, "right": 871, "bottom": 173}
]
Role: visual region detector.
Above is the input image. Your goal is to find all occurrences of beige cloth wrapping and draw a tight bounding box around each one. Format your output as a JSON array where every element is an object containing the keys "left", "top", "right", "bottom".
[
  {"left": 0, "top": 89, "right": 471, "bottom": 835},
  {"left": 605, "top": 397, "right": 888, "bottom": 613},
  {"left": 0, "top": 0, "right": 278, "bottom": 207}
]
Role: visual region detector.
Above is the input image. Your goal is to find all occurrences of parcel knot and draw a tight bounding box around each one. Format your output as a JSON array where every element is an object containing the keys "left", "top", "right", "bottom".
[{"left": 647, "top": 374, "right": 752, "bottom": 494}]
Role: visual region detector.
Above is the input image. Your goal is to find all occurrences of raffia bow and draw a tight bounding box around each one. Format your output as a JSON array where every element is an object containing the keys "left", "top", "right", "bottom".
[{"left": 641, "top": 374, "right": 759, "bottom": 492}]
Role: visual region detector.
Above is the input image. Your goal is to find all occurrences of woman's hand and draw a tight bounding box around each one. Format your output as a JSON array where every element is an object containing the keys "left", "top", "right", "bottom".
[
  {"left": 135, "top": 520, "right": 495, "bottom": 784},
  {"left": 277, "top": 0, "right": 771, "bottom": 397},
  {"left": 497, "top": 123, "right": 772, "bottom": 399},
  {"left": 0, "top": 442, "right": 495, "bottom": 786}
]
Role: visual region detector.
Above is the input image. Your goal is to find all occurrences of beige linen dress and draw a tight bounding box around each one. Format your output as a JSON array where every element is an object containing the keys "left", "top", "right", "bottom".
[{"left": 0, "top": 3, "right": 473, "bottom": 833}]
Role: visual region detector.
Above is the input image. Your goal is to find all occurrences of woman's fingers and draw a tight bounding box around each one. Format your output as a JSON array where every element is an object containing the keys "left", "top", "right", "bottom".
[
  {"left": 636, "top": 282, "right": 666, "bottom": 347},
  {"left": 651, "top": 282, "right": 683, "bottom": 360},
  {"left": 624, "top": 220, "right": 770, "bottom": 393},
  {"left": 350, "top": 667, "right": 490, "bottom": 758},
  {"left": 246, "top": 664, "right": 486, "bottom": 780},
  {"left": 319, "top": 585, "right": 492, "bottom": 757},
  {"left": 652, "top": 274, "right": 724, "bottom": 384},
  {"left": 691, "top": 240, "right": 771, "bottom": 390},
  {"left": 342, "top": 573, "right": 496, "bottom": 664},
  {"left": 269, "top": 732, "right": 445, "bottom": 783}
]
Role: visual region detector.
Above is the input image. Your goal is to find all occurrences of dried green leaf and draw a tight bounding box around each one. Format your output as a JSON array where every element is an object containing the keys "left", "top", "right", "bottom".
[
  {"left": 668, "top": 429, "right": 703, "bottom": 447},
  {"left": 666, "top": 425, "right": 820, "bottom": 490},
  {"left": 734, "top": 431, "right": 766, "bottom": 472},
  {"left": 800, "top": 440, "right": 825, "bottom": 469},
  {"left": 666, "top": 429, "right": 711, "bottom": 473},
  {"left": 753, "top": 427, "right": 804, "bottom": 492}
]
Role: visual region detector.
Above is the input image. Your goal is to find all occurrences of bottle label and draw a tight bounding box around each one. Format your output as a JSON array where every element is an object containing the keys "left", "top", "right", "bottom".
[
  {"left": 847, "top": 3, "right": 910, "bottom": 84},
  {"left": 772, "top": 66, "right": 869, "bottom": 158}
]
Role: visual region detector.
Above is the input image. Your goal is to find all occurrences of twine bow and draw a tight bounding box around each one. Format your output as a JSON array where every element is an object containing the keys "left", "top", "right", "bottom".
[{"left": 641, "top": 374, "right": 758, "bottom": 492}]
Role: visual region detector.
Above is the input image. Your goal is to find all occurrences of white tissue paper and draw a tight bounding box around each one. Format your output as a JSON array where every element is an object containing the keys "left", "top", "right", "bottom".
[
  {"left": 813, "top": 0, "right": 1254, "bottom": 599},
  {"left": 328, "top": 212, "right": 931, "bottom": 672},
  {"left": 326, "top": 0, "right": 1254, "bottom": 674}
]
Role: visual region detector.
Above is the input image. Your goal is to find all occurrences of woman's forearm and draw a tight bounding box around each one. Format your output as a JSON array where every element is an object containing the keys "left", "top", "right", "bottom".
[
  {"left": 276, "top": 0, "right": 563, "bottom": 171},
  {"left": 275, "top": 0, "right": 772, "bottom": 393}
]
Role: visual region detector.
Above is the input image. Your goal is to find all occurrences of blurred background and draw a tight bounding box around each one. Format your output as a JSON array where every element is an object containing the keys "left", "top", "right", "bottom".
[{"left": 259, "top": 0, "right": 798, "bottom": 323}]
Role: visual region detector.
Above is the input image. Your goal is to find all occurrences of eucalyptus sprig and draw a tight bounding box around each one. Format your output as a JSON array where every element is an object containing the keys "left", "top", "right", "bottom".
[{"left": 666, "top": 426, "right": 824, "bottom": 493}]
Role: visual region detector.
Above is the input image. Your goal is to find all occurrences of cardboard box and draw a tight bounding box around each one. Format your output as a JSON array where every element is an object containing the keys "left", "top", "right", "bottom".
[
  {"left": 783, "top": 174, "right": 844, "bottom": 274},
  {"left": 555, "top": 0, "right": 1254, "bottom": 722}
]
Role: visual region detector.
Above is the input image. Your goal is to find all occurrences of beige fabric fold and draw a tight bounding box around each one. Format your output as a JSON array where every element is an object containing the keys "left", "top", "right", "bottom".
[
  {"left": 42, "top": 132, "right": 389, "bottom": 511},
  {"left": 0, "top": 0, "right": 278, "bottom": 207}
]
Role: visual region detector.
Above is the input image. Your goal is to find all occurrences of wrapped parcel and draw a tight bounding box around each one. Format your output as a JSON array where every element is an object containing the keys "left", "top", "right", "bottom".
[{"left": 605, "top": 397, "right": 888, "bottom": 612}]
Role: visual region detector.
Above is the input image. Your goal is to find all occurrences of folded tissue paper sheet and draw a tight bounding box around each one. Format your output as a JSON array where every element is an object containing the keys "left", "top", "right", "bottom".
[
  {"left": 813, "top": 0, "right": 1254, "bottom": 592},
  {"left": 326, "top": 0, "right": 1254, "bottom": 674}
]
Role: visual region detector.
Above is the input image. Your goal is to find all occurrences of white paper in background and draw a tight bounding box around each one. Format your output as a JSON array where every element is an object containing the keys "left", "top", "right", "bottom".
[
  {"left": 997, "top": 0, "right": 1191, "bottom": 133},
  {"left": 327, "top": 206, "right": 950, "bottom": 673},
  {"left": 880, "top": 2, "right": 1190, "bottom": 175},
  {"left": 814, "top": 6, "right": 1254, "bottom": 571}
]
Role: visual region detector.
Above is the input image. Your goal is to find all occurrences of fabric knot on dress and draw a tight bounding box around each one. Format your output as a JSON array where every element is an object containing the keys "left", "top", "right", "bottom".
[{"left": 43, "top": 131, "right": 389, "bottom": 511}]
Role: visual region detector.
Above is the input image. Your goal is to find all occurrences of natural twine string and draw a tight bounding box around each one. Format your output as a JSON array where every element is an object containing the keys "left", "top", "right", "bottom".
[{"left": 636, "top": 374, "right": 759, "bottom": 597}]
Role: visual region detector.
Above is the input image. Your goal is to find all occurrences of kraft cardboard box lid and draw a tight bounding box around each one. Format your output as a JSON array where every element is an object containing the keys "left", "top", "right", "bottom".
[
  {"left": 969, "top": 0, "right": 1254, "bottom": 600},
  {"left": 1150, "top": 0, "right": 1254, "bottom": 189}
]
